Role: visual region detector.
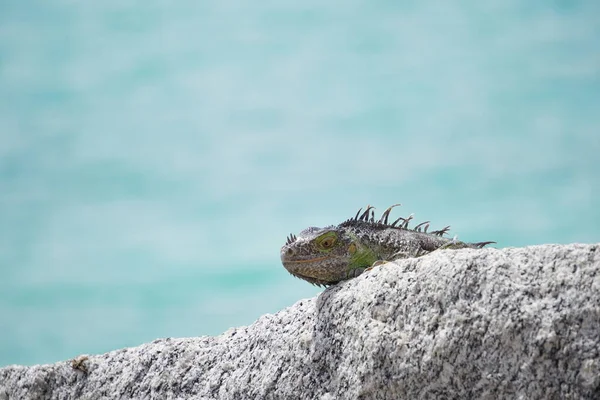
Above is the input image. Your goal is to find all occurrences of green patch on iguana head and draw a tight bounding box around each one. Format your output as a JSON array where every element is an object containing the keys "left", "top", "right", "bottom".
[{"left": 347, "top": 239, "right": 378, "bottom": 270}]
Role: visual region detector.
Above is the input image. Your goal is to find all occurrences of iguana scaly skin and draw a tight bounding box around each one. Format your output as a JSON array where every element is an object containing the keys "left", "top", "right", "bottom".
[{"left": 280, "top": 204, "right": 494, "bottom": 286}]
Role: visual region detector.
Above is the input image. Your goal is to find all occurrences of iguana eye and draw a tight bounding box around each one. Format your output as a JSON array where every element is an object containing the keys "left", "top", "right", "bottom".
[{"left": 321, "top": 237, "right": 336, "bottom": 248}]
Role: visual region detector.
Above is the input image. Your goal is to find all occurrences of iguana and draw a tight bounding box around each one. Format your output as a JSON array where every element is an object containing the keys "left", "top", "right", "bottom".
[{"left": 280, "top": 204, "right": 494, "bottom": 286}]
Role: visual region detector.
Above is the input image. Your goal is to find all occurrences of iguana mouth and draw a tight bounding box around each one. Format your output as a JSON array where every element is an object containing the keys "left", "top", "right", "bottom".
[{"left": 288, "top": 271, "right": 334, "bottom": 287}]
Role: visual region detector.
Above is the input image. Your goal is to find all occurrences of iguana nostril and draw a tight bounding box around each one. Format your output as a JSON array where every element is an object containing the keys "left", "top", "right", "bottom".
[{"left": 287, "top": 248, "right": 294, "bottom": 256}]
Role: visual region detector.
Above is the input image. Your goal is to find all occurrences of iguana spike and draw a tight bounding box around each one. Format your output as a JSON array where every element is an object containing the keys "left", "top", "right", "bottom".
[
  {"left": 354, "top": 208, "right": 362, "bottom": 221},
  {"left": 431, "top": 226, "right": 451, "bottom": 236},
  {"left": 286, "top": 233, "right": 297, "bottom": 245},
  {"left": 423, "top": 223, "right": 430, "bottom": 233},
  {"left": 378, "top": 203, "right": 402, "bottom": 224},
  {"left": 390, "top": 217, "right": 405, "bottom": 227},
  {"left": 370, "top": 209, "right": 375, "bottom": 223},
  {"left": 414, "top": 221, "right": 430, "bottom": 232},
  {"left": 359, "top": 206, "right": 374, "bottom": 221},
  {"left": 401, "top": 214, "right": 414, "bottom": 229},
  {"left": 473, "top": 241, "right": 496, "bottom": 248}
]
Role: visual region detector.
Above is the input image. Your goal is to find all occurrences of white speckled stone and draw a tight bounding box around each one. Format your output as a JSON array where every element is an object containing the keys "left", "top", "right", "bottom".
[{"left": 1, "top": 244, "right": 599, "bottom": 399}]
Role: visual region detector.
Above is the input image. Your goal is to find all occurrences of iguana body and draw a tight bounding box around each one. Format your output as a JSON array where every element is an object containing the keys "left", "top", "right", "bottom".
[{"left": 280, "top": 204, "right": 494, "bottom": 286}]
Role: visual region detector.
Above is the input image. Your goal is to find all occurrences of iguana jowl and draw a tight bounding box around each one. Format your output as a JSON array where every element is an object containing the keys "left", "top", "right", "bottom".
[{"left": 280, "top": 204, "right": 494, "bottom": 286}]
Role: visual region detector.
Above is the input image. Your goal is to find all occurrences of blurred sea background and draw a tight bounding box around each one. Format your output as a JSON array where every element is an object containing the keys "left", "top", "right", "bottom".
[{"left": 1, "top": 0, "right": 599, "bottom": 366}]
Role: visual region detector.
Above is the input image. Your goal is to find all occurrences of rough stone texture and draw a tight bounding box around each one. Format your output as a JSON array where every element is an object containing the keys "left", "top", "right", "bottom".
[{"left": 1, "top": 244, "right": 599, "bottom": 400}]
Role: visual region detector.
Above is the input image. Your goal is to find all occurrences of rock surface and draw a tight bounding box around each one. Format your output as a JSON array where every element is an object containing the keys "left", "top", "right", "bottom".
[{"left": 1, "top": 244, "right": 599, "bottom": 400}]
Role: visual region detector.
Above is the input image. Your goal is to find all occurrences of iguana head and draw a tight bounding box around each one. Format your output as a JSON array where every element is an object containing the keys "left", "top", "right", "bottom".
[{"left": 280, "top": 226, "right": 378, "bottom": 286}]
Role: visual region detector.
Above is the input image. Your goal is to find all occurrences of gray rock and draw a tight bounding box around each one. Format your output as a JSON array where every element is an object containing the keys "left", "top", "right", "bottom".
[{"left": 1, "top": 244, "right": 599, "bottom": 400}]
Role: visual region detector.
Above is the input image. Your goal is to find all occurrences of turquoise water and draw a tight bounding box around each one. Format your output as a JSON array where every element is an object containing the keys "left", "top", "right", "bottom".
[{"left": 1, "top": 1, "right": 599, "bottom": 366}]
